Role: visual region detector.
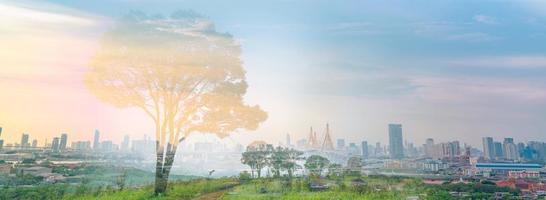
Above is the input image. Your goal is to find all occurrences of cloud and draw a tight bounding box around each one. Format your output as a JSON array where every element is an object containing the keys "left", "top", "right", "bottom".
[
  {"left": 473, "top": 14, "right": 498, "bottom": 25},
  {"left": 412, "top": 21, "right": 499, "bottom": 42},
  {"left": 448, "top": 56, "right": 546, "bottom": 69},
  {"left": 446, "top": 32, "right": 501, "bottom": 42},
  {"left": 0, "top": 1, "right": 103, "bottom": 35},
  {"left": 412, "top": 76, "right": 546, "bottom": 103},
  {"left": 305, "top": 68, "right": 418, "bottom": 98},
  {"left": 326, "top": 22, "right": 383, "bottom": 35}
]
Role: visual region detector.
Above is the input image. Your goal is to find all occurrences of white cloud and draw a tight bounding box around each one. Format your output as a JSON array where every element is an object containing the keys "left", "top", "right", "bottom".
[
  {"left": 473, "top": 14, "right": 498, "bottom": 25},
  {"left": 448, "top": 56, "right": 546, "bottom": 69},
  {"left": 327, "top": 22, "right": 383, "bottom": 35},
  {"left": 446, "top": 32, "right": 500, "bottom": 42},
  {"left": 412, "top": 76, "right": 546, "bottom": 103}
]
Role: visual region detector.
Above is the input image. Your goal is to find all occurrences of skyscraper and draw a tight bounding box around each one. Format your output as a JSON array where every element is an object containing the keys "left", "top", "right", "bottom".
[
  {"left": 361, "top": 141, "right": 369, "bottom": 159},
  {"left": 60, "top": 133, "right": 68, "bottom": 150},
  {"left": 482, "top": 137, "right": 495, "bottom": 160},
  {"left": 424, "top": 138, "right": 434, "bottom": 158},
  {"left": 494, "top": 142, "right": 504, "bottom": 159},
  {"left": 93, "top": 130, "right": 100, "bottom": 150},
  {"left": 503, "top": 138, "right": 518, "bottom": 160},
  {"left": 52, "top": 137, "right": 60, "bottom": 152},
  {"left": 20, "top": 133, "right": 29, "bottom": 148},
  {"left": 286, "top": 133, "right": 291, "bottom": 146},
  {"left": 121, "top": 135, "right": 130, "bottom": 151},
  {"left": 31, "top": 139, "right": 37, "bottom": 148},
  {"left": 388, "top": 124, "right": 404, "bottom": 159}
]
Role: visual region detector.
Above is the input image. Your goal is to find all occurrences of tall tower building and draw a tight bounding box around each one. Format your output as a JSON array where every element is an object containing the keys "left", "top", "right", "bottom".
[
  {"left": 503, "top": 138, "right": 518, "bottom": 160},
  {"left": 494, "top": 142, "right": 504, "bottom": 159},
  {"left": 60, "top": 133, "right": 68, "bottom": 150},
  {"left": 388, "top": 124, "right": 404, "bottom": 159},
  {"left": 31, "top": 139, "right": 37, "bottom": 148},
  {"left": 482, "top": 137, "right": 495, "bottom": 160},
  {"left": 424, "top": 138, "right": 434, "bottom": 158},
  {"left": 0, "top": 127, "right": 3, "bottom": 150},
  {"left": 361, "top": 141, "right": 369, "bottom": 159},
  {"left": 286, "top": 133, "right": 291, "bottom": 147},
  {"left": 20, "top": 133, "right": 29, "bottom": 148},
  {"left": 93, "top": 130, "right": 100, "bottom": 150},
  {"left": 121, "top": 135, "right": 130, "bottom": 151},
  {"left": 52, "top": 137, "right": 60, "bottom": 152}
]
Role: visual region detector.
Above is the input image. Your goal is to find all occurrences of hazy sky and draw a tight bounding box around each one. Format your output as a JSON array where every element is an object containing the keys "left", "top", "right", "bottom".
[{"left": 1, "top": 0, "right": 546, "bottom": 148}]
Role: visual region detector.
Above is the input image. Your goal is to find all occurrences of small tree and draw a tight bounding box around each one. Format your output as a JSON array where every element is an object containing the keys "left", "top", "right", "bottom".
[
  {"left": 346, "top": 156, "right": 362, "bottom": 176},
  {"left": 304, "top": 155, "right": 330, "bottom": 177},
  {"left": 328, "top": 163, "right": 343, "bottom": 178},
  {"left": 269, "top": 146, "right": 286, "bottom": 177},
  {"left": 282, "top": 148, "right": 304, "bottom": 178}
]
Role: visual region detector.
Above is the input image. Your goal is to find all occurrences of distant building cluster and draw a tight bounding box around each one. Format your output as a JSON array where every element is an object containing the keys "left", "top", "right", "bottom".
[{"left": 482, "top": 137, "right": 546, "bottom": 163}]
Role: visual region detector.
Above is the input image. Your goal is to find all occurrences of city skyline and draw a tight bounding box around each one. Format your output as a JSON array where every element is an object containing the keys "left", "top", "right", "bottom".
[{"left": 2, "top": 0, "right": 546, "bottom": 149}]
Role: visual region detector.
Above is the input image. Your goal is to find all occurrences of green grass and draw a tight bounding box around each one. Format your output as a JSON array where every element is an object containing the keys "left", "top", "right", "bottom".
[
  {"left": 64, "top": 178, "right": 239, "bottom": 200},
  {"left": 1, "top": 174, "right": 520, "bottom": 200}
]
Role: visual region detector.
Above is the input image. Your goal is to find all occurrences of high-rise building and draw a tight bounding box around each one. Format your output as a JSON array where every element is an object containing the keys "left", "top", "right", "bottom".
[
  {"left": 101, "top": 141, "right": 115, "bottom": 152},
  {"left": 72, "top": 141, "right": 91, "bottom": 150},
  {"left": 0, "top": 140, "right": 3, "bottom": 150},
  {"left": 20, "top": 133, "right": 29, "bottom": 148},
  {"left": 336, "top": 139, "right": 345, "bottom": 150},
  {"left": 31, "top": 139, "right": 37, "bottom": 148},
  {"left": 93, "top": 130, "right": 100, "bottom": 150},
  {"left": 424, "top": 138, "right": 434, "bottom": 158},
  {"left": 51, "top": 137, "right": 60, "bottom": 152},
  {"left": 388, "top": 124, "right": 404, "bottom": 159},
  {"left": 121, "top": 135, "right": 130, "bottom": 151},
  {"left": 361, "top": 141, "right": 369, "bottom": 159},
  {"left": 348, "top": 142, "right": 359, "bottom": 155},
  {"left": 375, "top": 142, "right": 382, "bottom": 156},
  {"left": 482, "top": 137, "right": 495, "bottom": 160},
  {"left": 494, "top": 142, "right": 504, "bottom": 159},
  {"left": 0, "top": 127, "right": 2, "bottom": 137},
  {"left": 503, "top": 138, "right": 518, "bottom": 161},
  {"left": 60, "top": 133, "right": 68, "bottom": 150},
  {"left": 286, "top": 133, "right": 291, "bottom": 146}
]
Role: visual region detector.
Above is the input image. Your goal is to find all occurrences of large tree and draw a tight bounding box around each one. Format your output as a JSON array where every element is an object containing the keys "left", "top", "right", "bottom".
[{"left": 85, "top": 11, "right": 267, "bottom": 194}]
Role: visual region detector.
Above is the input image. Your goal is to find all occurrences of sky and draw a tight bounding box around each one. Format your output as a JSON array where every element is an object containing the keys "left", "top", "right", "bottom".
[{"left": 1, "top": 0, "right": 546, "bottom": 148}]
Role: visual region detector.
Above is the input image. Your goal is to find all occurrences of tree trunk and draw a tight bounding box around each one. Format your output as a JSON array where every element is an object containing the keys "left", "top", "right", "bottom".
[
  {"left": 154, "top": 143, "right": 177, "bottom": 195},
  {"left": 155, "top": 145, "right": 167, "bottom": 195}
]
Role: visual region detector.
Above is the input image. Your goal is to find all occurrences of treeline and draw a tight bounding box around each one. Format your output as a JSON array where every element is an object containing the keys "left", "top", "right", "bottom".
[
  {"left": 240, "top": 144, "right": 364, "bottom": 179},
  {"left": 241, "top": 145, "right": 304, "bottom": 178}
]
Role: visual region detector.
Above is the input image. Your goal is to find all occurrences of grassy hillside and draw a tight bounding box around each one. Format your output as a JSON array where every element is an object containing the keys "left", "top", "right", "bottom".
[{"left": 1, "top": 175, "right": 520, "bottom": 200}]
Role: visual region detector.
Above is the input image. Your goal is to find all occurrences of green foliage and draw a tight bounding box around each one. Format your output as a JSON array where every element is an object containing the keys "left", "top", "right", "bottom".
[
  {"left": 304, "top": 155, "right": 330, "bottom": 177},
  {"left": 21, "top": 158, "right": 36, "bottom": 164},
  {"left": 241, "top": 145, "right": 303, "bottom": 179},
  {"left": 238, "top": 171, "right": 251, "bottom": 183}
]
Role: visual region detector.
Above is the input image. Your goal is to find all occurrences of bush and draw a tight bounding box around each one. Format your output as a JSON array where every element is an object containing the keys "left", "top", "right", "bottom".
[{"left": 239, "top": 171, "right": 251, "bottom": 183}]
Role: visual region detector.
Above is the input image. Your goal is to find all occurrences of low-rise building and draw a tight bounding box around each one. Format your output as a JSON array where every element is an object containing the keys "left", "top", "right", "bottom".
[{"left": 475, "top": 163, "right": 543, "bottom": 177}]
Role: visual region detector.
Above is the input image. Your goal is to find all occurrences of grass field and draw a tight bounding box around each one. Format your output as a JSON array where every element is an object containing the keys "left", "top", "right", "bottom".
[{"left": 3, "top": 175, "right": 521, "bottom": 199}]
